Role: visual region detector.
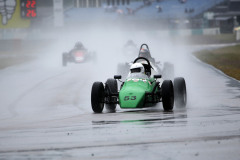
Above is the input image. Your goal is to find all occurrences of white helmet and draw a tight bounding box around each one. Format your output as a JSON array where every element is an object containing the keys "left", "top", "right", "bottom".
[{"left": 130, "top": 63, "right": 145, "bottom": 74}]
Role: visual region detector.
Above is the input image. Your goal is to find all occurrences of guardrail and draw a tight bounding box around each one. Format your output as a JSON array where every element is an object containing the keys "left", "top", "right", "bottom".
[
  {"left": 168, "top": 28, "right": 220, "bottom": 36},
  {"left": 237, "top": 30, "right": 240, "bottom": 41}
]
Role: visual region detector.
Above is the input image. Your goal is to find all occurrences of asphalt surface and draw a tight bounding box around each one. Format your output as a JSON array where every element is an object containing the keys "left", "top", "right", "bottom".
[{"left": 0, "top": 43, "right": 240, "bottom": 160}]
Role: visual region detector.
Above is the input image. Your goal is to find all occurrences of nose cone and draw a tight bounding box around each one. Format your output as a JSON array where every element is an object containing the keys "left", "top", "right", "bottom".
[{"left": 119, "top": 80, "right": 148, "bottom": 108}]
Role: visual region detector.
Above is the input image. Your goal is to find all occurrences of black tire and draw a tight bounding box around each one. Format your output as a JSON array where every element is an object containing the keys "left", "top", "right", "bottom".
[
  {"left": 91, "top": 82, "right": 105, "bottom": 113},
  {"left": 62, "top": 53, "right": 67, "bottom": 67},
  {"left": 105, "top": 78, "right": 118, "bottom": 112},
  {"left": 162, "top": 80, "right": 174, "bottom": 111},
  {"left": 162, "top": 62, "right": 174, "bottom": 80},
  {"left": 174, "top": 77, "right": 187, "bottom": 108}
]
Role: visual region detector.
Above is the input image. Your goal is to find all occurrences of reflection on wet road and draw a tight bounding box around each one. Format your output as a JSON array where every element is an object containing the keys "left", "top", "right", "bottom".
[
  {"left": 0, "top": 103, "right": 240, "bottom": 159},
  {"left": 92, "top": 109, "right": 187, "bottom": 126}
]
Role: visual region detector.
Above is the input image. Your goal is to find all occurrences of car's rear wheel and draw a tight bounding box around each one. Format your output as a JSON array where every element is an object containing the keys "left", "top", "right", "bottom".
[
  {"left": 174, "top": 77, "right": 187, "bottom": 108},
  {"left": 62, "top": 53, "right": 68, "bottom": 67},
  {"left": 91, "top": 82, "right": 105, "bottom": 113},
  {"left": 105, "top": 78, "right": 118, "bottom": 112},
  {"left": 162, "top": 80, "right": 174, "bottom": 111}
]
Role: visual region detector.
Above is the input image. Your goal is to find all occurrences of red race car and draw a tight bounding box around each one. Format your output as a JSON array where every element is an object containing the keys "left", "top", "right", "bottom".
[{"left": 62, "top": 42, "right": 96, "bottom": 66}]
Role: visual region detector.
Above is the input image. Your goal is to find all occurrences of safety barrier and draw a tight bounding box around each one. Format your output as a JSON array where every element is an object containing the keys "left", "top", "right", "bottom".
[
  {"left": 168, "top": 28, "right": 220, "bottom": 36},
  {"left": 237, "top": 30, "right": 240, "bottom": 41}
]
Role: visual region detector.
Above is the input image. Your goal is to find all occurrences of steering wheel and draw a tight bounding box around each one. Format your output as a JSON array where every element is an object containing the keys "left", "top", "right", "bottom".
[{"left": 133, "top": 57, "right": 151, "bottom": 66}]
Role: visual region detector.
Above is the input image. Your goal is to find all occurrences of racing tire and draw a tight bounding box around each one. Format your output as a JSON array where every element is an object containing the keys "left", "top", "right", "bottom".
[
  {"left": 105, "top": 78, "right": 118, "bottom": 112},
  {"left": 162, "top": 62, "right": 174, "bottom": 80},
  {"left": 174, "top": 77, "right": 187, "bottom": 108},
  {"left": 62, "top": 53, "right": 68, "bottom": 67},
  {"left": 162, "top": 80, "right": 174, "bottom": 111},
  {"left": 91, "top": 82, "right": 105, "bottom": 113}
]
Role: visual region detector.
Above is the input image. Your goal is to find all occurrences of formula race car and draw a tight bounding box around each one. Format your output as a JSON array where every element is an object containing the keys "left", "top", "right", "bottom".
[
  {"left": 117, "top": 44, "right": 174, "bottom": 80},
  {"left": 91, "top": 57, "right": 187, "bottom": 113},
  {"left": 62, "top": 42, "right": 96, "bottom": 66}
]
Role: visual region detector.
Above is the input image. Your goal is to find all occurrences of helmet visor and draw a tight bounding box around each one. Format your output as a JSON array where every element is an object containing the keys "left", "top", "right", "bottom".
[{"left": 131, "top": 68, "right": 141, "bottom": 73}]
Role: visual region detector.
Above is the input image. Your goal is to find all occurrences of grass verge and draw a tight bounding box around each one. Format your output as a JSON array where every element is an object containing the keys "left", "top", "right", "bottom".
[
  {"left": 193, "top": 44, "right": 240, "bottom": 80},
  {"left": 187, "top": 34, "right": 236, "bottom": 45}
]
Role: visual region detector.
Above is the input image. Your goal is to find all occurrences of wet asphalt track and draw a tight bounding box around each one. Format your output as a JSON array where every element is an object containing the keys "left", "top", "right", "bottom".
[{"left": 0, "top": 45, "right": 240, "bottom": 160}]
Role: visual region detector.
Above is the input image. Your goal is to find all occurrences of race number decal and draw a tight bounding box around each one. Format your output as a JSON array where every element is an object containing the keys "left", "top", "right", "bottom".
[
  {"left": 131, "top": 96, "right": 136, "bottom": 100},
  {"left": 124, "top": 96, "right": 136, "bottom": 101}
]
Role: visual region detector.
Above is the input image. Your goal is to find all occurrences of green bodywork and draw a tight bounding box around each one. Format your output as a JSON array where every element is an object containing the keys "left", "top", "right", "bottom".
[{"left": 119, "top": 78, "right": 157, "bottom": 108}]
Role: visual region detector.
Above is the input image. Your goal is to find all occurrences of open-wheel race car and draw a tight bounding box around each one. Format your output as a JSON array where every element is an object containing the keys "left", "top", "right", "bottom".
[
  {"left": 91, "top": 57, "right": 187, "bottom": 113},
  {"left": 62, "top": 42, "right": 96, "bottom": 66},
  {"left": 117, "top": 44, "right": 174, "bottom": 80}
]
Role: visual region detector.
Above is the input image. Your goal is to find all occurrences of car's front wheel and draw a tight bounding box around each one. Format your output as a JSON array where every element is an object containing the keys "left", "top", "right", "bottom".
[
  {"left": 91, "top": 82, "right": 105, "bottom": 113},
  {"left": 162, "top": 80, "right": 174, "bottom": 111},
  {"left": 105, "top": 78, "right": 118, "bottom": 112}
]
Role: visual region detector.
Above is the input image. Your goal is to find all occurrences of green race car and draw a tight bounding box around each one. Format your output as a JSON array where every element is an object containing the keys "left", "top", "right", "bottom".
[{"left": 91, "top": 57, "right": 187, "bottom": 113}]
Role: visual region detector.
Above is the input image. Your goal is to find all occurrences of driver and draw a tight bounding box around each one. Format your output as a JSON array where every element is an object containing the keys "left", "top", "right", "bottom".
[
  {"left": 70, "top": 42, "right": 86, "bottom": 56},
  {"left": 128, "top": 63, "right": 149, "bottom": 79},
  {"left": 74, "top": 42, "right": 85, "bottom": 50}
]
